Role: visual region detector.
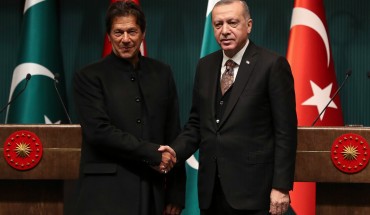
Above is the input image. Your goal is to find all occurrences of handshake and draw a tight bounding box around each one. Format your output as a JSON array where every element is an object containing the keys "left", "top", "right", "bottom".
[{"left": 153, "top": 145, "right": 177, "bottom": 174}]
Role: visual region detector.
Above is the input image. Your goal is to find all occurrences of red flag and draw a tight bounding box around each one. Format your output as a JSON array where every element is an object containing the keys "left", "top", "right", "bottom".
[
  {"left": 102, "top": 0, "right": 147, "bottom": 57},
  {"left": 287, "top": 0, "right": 344, "bottom": 214}
]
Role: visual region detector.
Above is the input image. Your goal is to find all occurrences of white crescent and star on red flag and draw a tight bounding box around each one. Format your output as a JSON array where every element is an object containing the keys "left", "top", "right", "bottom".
[
  {"left": 288, "top": 3, "right": 343, "bottom": 125},
  {"left": 287, "top": 1, "right": 343, "bottom": 214}
]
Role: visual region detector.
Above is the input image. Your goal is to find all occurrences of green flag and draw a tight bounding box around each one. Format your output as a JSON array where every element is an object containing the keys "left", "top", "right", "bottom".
[
  {"left": 181, "top": 1, "right": 219, "bottom": 214},
  {"left": 200, "top": 0, "right": 220, "bottom": 58},
  {"left": 6, "top": 0, "right": 67, "bottom": 124}
]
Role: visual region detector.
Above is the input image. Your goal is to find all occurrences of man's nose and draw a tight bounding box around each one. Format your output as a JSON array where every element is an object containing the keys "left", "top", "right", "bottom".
[
  {"left": 121, "top": 32, "right": 130, "bottom": 42},
  {"left": 221, "top": 24, "right": 230, "bottom": 34}
]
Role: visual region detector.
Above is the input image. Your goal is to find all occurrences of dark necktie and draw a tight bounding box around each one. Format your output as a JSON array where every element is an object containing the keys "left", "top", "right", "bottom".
[{"left": 220, "top": 59, "right": 237, "bottom": 95}]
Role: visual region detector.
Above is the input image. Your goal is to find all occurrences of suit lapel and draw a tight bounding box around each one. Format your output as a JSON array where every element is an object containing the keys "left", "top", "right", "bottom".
[{"left": 219, "top": 43, "right": 258, "bottom": 128}]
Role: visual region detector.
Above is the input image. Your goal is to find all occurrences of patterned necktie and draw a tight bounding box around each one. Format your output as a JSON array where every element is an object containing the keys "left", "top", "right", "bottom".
[{"left": 220, "top": 59, "right": 237, "bottom": 95}]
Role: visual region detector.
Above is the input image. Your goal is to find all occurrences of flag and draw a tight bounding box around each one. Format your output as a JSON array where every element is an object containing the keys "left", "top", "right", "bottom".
[
  {"left": 286, "top": 0, "right": 344, "bottom": 214},
  {"left": 5, "top": 0, "right": 68, "bottom": 124},
  {"left": 102, "top": 0, "right": 146, "bottom": 57},
  {"left": 181, "top": 1, "right": 219, "bottom": 214}
]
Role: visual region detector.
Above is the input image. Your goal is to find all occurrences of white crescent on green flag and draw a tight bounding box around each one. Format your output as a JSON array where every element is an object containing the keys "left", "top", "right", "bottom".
[
  {"left": 181, "top": 1, "right": 219, "bottom": 214},
  {"left": 5, "top": 0, "right": 68, "bottom": 124}
]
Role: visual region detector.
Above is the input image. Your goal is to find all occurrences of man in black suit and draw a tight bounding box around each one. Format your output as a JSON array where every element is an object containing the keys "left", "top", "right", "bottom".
[
  {"left": 160, "top": 0, "right": 297, "bottom": 214},
  {"left": 72, "top": 1, "right": 185, "bottom": 215}
]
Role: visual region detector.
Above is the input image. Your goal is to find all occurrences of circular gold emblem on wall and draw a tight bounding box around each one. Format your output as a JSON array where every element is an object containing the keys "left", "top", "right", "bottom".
[
  {"left": 331, "top": 133, "right": 369, "bottom": 174},
  {"left": 3, "top": 130, "right": 43, "bottom": 171}
]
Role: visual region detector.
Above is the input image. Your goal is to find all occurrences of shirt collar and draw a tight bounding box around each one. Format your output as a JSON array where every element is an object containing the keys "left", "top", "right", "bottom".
[{"left": 222, "top": 39, "right": 249, "bottom": 67}]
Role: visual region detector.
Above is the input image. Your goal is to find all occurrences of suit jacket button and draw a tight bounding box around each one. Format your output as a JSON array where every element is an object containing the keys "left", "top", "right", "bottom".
[
  {"left": 216, "top": 119, "right": 220, "bottom": 124},
  {"left": 136, "top": 119, "right": 142, "bottom": 124}
]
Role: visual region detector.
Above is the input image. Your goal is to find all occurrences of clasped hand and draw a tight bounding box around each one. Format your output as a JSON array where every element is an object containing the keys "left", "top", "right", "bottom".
[{"left": 152, "top": 145, "right": 177, "bottom": 174}]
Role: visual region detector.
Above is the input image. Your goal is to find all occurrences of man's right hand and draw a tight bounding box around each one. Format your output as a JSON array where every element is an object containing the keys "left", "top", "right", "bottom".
[{"left": 156, "top": 145, "right": 177, "bottom": 174}]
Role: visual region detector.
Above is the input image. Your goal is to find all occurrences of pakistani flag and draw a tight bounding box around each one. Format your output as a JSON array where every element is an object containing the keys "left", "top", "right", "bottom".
[
  {"left": 200, "top": 0, "right": 220, "bottom": 58},
  {"left": 6, "top": 0, "right": 68, "bottom": 124},
  {"left": 181, "top": 1, "right": 219, "bottom": 214}
]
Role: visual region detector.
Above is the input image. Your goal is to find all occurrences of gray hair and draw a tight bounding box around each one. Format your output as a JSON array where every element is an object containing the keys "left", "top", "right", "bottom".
[{"left": 213, "top": 0, "right": 251, "bottom": 19}]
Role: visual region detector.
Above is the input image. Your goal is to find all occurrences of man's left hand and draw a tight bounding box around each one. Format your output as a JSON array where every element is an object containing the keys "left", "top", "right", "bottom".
[
  {"left": 164, "top": 204, "right": 182, "bottom": 215},
  {"left": 269, "top": 188, "right": 290, "bottom": 215}
]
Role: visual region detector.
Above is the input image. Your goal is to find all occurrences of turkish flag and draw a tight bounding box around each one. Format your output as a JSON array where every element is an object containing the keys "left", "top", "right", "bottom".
[
  {"left": 287, "top": 0, "right": 344, "bottom": 214},
  {"left": 102, "top": 0, "right": 147, "bottom": 57}
]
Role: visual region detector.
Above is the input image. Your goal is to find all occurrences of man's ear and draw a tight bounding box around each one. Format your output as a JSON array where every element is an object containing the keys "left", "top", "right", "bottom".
[{"left": 247, "top": 19, "right": 253, "bottom": 34}]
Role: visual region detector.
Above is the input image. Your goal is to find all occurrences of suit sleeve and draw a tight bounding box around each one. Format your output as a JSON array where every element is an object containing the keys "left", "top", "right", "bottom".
[
  {"left": 172, "top": 62, "right": 202, "bottom": 163},
  {"left": 73, "top": 68, "right": 162, "bottom": 166},
  {"left": 269, "top": 56, "right": 298, "bottom": 190},
  {"left": 164, "top": 70, "right": 186, "bottom": 207}
]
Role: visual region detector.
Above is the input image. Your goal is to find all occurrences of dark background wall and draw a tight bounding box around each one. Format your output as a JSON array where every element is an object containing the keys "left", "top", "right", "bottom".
[{"left": 1, "top": 0, "right": 370, "bottom": 126}]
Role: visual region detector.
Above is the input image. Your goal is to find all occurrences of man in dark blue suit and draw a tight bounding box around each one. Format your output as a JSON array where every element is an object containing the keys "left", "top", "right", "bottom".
[{"left": 160, "top": 0, "right": 297, "bottom": 214}]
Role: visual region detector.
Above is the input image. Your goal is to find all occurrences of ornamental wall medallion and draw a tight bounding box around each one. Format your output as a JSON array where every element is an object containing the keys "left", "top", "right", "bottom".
[
  {"left": 3, "top": 130, "right": 43, "bottom": 171},
  {"left": 331, "top": 133, "right": 369, "bottom": 174}
]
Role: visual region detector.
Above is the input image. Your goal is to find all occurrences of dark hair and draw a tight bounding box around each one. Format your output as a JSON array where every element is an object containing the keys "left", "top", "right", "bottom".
[{"left": 105, "top": 0, "right": 146, "bottom": 34}]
